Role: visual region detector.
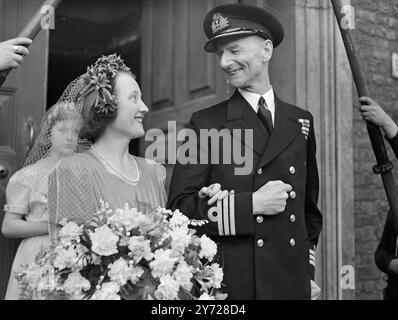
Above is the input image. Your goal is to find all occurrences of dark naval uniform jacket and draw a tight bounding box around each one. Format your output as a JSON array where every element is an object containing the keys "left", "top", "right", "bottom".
[{"left": 167, "top": 90, "right": 323, "bottom": 300}]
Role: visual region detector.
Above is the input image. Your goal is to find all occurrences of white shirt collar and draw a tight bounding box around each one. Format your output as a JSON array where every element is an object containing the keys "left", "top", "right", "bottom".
[{"left": 238, "top": 87, "right": 275, "bottom": 125}]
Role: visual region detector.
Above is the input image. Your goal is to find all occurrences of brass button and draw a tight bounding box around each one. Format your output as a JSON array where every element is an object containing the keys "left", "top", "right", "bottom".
[
  {"left": 257, "top": 168, "right": 263, "bottom": 175},
  {"left": 290, "top": 191, "right": 296, "bottom": 199},
  {"left": 289, "top": 166, "right": 296, "bottom": 175},
  {"left": 256, "top": 216, "right": 264, "bottom": 224},
  {"left": 290, "top": 214, "right": 296, "bottom": 223},
  {"left": 257, "top": 239, "right": 264, "bottom": 248},
  {"left": 290, "top": 238, "right": 296, "bottom": 247}
]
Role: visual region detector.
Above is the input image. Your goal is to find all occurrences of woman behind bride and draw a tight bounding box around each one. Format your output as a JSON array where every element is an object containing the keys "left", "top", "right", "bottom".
[
  {"left": 1, "top": 102, "right": 80, "bottom": 299},
  {"left": 47, "top": 54, "right": 226, "bottom": 233}
]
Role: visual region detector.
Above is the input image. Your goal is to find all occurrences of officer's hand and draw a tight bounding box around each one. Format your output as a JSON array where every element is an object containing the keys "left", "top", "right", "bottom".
[
  {"left": 359, "top": 96, "right": 398, "bottom": 139},
  {"left": 252, "top": 180, "right": 292, "bottom": 216},
  {"left": 0, "top": 37, "right": 32, "bottom": 71},
  {"left": 199, "top": 183, "right": 229, "bottom": 206}
]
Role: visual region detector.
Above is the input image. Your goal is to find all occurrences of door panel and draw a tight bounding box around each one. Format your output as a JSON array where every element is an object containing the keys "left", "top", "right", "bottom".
[
  {"left": 141, "top": 0, "right": 237, "bottom": 190},
  {"left": 0, "top": 0, "right": 48, "bottom": 299},
  {"left": 187, "top": 0, "right": 216, "bottom": 100}
]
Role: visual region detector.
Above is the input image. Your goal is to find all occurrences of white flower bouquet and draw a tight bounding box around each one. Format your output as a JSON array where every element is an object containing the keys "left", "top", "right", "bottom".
[{"left": 16, "top": 202, "right": 226, "bottom": 300}]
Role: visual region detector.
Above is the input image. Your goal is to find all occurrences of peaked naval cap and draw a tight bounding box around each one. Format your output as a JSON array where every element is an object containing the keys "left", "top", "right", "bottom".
[{"left": 203, "top": 3, "right": 284, "bottom": 52}]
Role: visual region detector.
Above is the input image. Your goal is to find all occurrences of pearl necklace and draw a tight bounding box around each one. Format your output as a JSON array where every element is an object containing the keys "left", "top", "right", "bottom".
[{"left": 91, "top": 146, "right": 140, "bottom": 184}]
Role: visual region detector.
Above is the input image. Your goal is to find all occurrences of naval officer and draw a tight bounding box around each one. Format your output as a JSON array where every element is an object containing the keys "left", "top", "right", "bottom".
[{"left": 167, "top": 3, "right": 323, "bottom": 300}]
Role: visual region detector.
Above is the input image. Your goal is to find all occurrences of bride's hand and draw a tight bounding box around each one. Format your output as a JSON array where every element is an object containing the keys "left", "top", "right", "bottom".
[{"left": 199, "top": 183, "right": 229, "bottom": 206}]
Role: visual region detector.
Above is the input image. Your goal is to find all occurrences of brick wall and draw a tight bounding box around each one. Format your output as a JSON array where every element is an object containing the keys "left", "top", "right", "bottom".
[{"left": 352, "top": 0, "right": 398, "bottom": 300}]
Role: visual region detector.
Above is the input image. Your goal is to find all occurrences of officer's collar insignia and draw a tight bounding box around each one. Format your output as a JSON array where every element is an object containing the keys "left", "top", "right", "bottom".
[
  {"left": 298, "top": 119, "right": 310, "bottom": 140},
  {"left": 212, "top": 13, "right": 230, "bottom": 34}
]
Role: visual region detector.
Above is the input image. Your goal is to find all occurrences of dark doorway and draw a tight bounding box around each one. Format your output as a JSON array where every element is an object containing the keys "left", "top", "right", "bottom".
[{"left": 47, "top": 0, "right": 142, "bottom": 154}]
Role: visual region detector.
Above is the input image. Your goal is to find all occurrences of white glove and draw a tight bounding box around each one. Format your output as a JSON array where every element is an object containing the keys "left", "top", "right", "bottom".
[{"left": 198, "top": 183, "right": 229, "bottom": 205}]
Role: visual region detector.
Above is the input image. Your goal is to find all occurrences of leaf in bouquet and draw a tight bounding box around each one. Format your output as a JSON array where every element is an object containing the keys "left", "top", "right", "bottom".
[
  {"left": 178, "top": 287, "right": 194, "bottom": 300},
  {"left": 119, "top": 282, "right": 140, "bottom": 300},
  {"left": 151, "top": 235, "right": 171, "bottom": 251},
  {"left": 138, "top": 278, "right": 158, "bottom": 299},
  {"left": 101, "top": 254, "right": 119, "bottom": 267},
  {"left": 184, "top": 246, "right": 201, "bottom": 267},
  {"left": 139, "top": 222, "right": 159, "bottom": 235},
  {"left": 86, "top": 210, "right": 109, "bottom": 229},
  {"left": 128, "top": 228, "right": 141, "bottom": 237},
  {"left": 118, "top": 236, "right": 131, "bottom": 248},
  {"left": 117, "top": 243, "right": 130, "bottom": 260},
  {"left": 83, "top": 289, "right": 97, "bottom": 300},
  {"left": 58, "top": 269, "right": 73, "bottom": 279},
  {"left": 35, "top": 247, "right": 51, "bottom": 264},
  {"left": 214, "top": 292, "right": 228, "bottom": 300},
  {"left": 80, "top": 264, "right": 103, "bottom": 285},
  {"left": 17, "top": 282, "right": 33, "bottom": 300},
  {"left": 46, "top": 290, "right": 72, "bottom": 300},
  {"left": 194, "top": 278, "right": 206, "bottom": 290},
  {"left": 141, "top": 284, "right": 157, "bottom": 300},
  {"left": 86, "top": 219, "right": 101, "bottom": 229},
  {"left": 119, "top": 282, "right": 142, "bottom": 300},
  {"left": 80, "top": 232, "right": 92, "bottom": 248},
  {"left": 189, "top": 280, "right": 203, "bottom": 299},
  {"left": 186, "top": 248, "right": 198, "bottom": 260},
  {"left": 119, "top": 278, "right": 156, "bottom": 300}
]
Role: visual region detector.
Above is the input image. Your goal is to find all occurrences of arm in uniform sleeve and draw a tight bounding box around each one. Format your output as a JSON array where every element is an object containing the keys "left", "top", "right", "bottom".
[
  {"left": 167, "top": 112, "right": 255, "bottom": 237},
  {"left": 376, "top": 128, "right": 398, "bottom": 273},
  {"left": 304, "top": 113, "right": 323, "bottom": 280},
  {"left": 387, "top": 132, "right": 398, "bottom": 160},
  {"left": 375, "top": 211, "right": 397, "bottom": 275}
]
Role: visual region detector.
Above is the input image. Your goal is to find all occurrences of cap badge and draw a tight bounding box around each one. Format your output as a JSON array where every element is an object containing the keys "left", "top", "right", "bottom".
[{"left": 211, "top": 13, "right": 230, "bottom": 35}]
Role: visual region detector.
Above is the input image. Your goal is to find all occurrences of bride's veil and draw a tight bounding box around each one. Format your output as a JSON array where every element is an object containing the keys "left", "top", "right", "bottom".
[{"left": 22, "top": 54, "right": 131, "bottom": 241}]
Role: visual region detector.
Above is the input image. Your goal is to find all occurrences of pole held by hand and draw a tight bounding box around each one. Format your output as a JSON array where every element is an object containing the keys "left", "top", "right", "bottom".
[
  {"left": 331, "top": 0, "right": 398, "bottom": 233},
  {"left": 0, "top": 0, "right": 62, "bottom": 86}
]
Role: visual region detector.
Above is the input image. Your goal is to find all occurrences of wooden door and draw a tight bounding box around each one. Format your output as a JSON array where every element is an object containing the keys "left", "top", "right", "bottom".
[
  {"left": 0, "top": 0, "right": 48, "bottom": 299},
  {"left": 140, "top": 0, "right": 237, "bottom": 191}
]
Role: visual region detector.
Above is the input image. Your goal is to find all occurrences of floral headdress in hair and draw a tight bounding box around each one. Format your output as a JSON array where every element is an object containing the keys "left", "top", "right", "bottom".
[{"left": 80, "top": 54, "right": 131, "bottom": 115}]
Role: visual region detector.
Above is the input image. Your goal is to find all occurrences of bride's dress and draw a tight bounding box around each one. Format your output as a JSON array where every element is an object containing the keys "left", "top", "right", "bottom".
[{"left": 48, "top": 150, "right": 167, "bottom": 226}]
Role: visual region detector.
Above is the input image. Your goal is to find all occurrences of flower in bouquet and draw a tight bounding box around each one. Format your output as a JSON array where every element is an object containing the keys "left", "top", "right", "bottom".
[
  {"left": 63, "top": 271, "right": 91, "bottom": 298},
  {"left": 127, "top": 236, "right": 153, "bottom": 263},
  {"left": 90, "top": 225, "right": 119, "bottom": 256},
  {"left": 17, "top": 204, "right": 227, "bottom": 300},
  {"left": 169, "top": 226, "right": 192, "bottom": 253},
  {"left": 58, "top": 221, "right": 83, "bottom": 247},
  {"left": 206, "top": 263, "right": 224, "bottom": 289},
  {"left": 199, "top": 234, "right": 217, "bottom": 261},
  {"left": 108, "top": 205, "right": 148, "bottom": 232},
  {"left": 173, "top": 261, "right": 194, "bottom": 292},
  {"left": 108, "top": 258, "right": 143, "bottom": 286},
  {"left": 53, "top": 246, "right": 81, "bottom": 271},
  {"left": 199, "top": 292, "right": 215, "bottom": 300},
  {"left": 168, "top": 209, "right": 190, "bottom": 229},
  {"left": 16, "top": 249, "right": 65, "bottom": 300},
  {"left": 154, "top": 274, "right": 180, "bottom": 300},
  {"left": 149, "top": 249, "right": 179, "bottom": 278},
  {"left": 90, "top": 282, "right": 121, "bottom": 300}
]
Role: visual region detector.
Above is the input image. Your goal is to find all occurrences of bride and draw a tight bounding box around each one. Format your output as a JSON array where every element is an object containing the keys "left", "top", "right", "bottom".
[{"left": 44, "top": 54, "right": 226, "bottom": 234}]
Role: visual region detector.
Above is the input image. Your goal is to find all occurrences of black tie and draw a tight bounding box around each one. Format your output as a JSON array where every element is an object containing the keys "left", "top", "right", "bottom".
[{"left": 257, "top": 97, "right": 273, "bottom": 134}]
